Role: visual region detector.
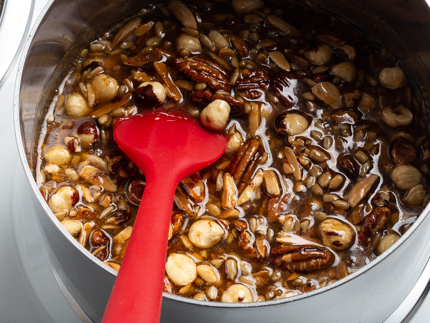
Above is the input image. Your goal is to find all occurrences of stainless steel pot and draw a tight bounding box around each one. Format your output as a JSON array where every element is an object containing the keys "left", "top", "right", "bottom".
[{"left": 14, "top": 0, "right": 430, "bottom": 322}]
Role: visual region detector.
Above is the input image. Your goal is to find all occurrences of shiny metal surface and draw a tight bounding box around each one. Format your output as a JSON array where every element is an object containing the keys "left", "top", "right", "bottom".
[
  {"left": 14, "top": 0, "right": 430, "bottom": 322},
  {"left": 0, "top": 0, "right": 33, "bottom": 84}
]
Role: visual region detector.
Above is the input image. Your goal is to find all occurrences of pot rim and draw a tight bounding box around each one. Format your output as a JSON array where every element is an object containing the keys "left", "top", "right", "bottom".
[{"left": 13, "top": 0, "right": 430, "bottom": 309}]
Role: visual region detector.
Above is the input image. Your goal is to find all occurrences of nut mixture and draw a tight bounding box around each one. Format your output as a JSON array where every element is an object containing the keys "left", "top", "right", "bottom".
[{"left": 36, "top": 0, "right": 430, "bottom": 303}]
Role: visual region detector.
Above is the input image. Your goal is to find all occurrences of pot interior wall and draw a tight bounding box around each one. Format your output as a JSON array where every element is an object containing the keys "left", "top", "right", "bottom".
[{"left": 16, "top": 0, "right": 430, "bottom": 321}]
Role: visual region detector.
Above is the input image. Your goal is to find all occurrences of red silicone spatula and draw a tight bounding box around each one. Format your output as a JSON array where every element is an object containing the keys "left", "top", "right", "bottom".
[{"left": 102, "top": 111, "right": 227, "bottom": 323}]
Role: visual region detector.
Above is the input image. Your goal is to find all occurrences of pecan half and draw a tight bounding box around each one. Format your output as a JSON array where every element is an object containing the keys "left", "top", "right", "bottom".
[
  {"left": 238, "top": 231, "right": 255, "bottom": 253},
  {"left": 188, "top": 90, "right": 212, "bottom": 107},
  {"left": 188, "top": 90, "right": 245, "bottom": 115},
  {"left": 228, "top": 138, "right": 263, "bottom": 192},
  {"left": 358, "top": 207, "right": 390, "bottom": 248},
  {"left": 123, "top": 50, "right": 162, "bottom": 66},
  {"left": 267, "top": 194, "right": 290, "bottom": 223},
  {"left": 231, "top": 219, "right": 248, "bottom": 232},
  {"left": 171, "top": 213, "right": 185, "bottom": 237},
  {"left": 212, "top": 92, "right": 245, "bottom": 115},
  {"left": 175, "top": 57, "right": 231, "bottom": 91},
  {"left": 236, "top": 69, "right": 269, "bottom": 100},
  {"left": 270, "top": 244, "right": 335, "bottom": 272},
  {"left": 273, "top": 72, "right": 299, "bottom": 107}
]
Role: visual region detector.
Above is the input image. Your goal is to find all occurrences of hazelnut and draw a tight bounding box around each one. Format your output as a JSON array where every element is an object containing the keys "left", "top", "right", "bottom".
[
  {"left": 378, "top": 66, "right": 406, "bottom": 89},
  {"left": 391, "top": 165, "right": 422, "bottom": 190},
  {"left": 221, "top": 284, "right": 253, "bottom": 303},
  {"left": 331, "top": 62, "right": 357, "bottom": 83},
  {"left": 77, "top": 121, "right": 99, "bottom": 147},
  {"left": 44, "top": 145, "right": 72, "bottom": 166},
  {"left": 188, "top": 219, "right": 224, "bottom": 248},
  {"left": 358, "top": 93, "right": 376, "bottom": 110},
  {"left": 48, "top": 186, "right": 78, "bottom": 214},
  {"left": 91, "top": 74, "right": 119, "bottom": 103},
  {"left": 65, "top": 92, "right": 91, "bottom": 118},
  {"left": 60, "top": 219, "right": 82, "bottom": 236},
  {"left": 177, "top": 34, "right": 202, "bottom": 54},
  {"left": 134, "top": 81, "right": 166, "bottom": 109},
  {"left": 200, "top": 99, "right": 231, "bottom": 131},
  {"left": 319, "top": 218, "right": 355, "bottom": 251},
  {"left": 165, "top": 253, "right": 197, "bottom": 286},
  {"left": 274, "top": 112, "right": 310, "bottom": 136},
  {"left": 305, "top": 43, "right": 333, "bottom": 66},
  {"left": 381, "top": 105, "right": 413, "bottom": 128}
]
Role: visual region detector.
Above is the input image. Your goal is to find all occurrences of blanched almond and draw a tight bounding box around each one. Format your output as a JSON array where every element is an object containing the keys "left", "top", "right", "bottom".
[
  {"left": 221, "top": 284, "right": 253, "bottom": 303},
  {"left": 222, "top": 172, "right": 237, "bottom": 209},
  {"left": 284, "top": 147, "right": 301, "bottom": 181},
  {"left": 391, "top": 165, "right": 422, "bottom": 190},
  {"left": 165, "top": 253, "right": 197, "bottom": 286},
  {"left": 269, "top": 51, "right": 290, "bottom": 71},
  {"left": 237, "top": 169, "right": 264, "bottom": 205},
  {"left": 188, "top": 220, "right": 224, "bottom": 248},
  {"left": 112, "top": 17, "right": 141, "bottom": 47},
  {"left": 168, "top": 0, "right": 198, "bottom": 30},
  {"left": 197, "top": 264, "right": 219, "bottom": 283},
  {"left": 312, "top": 82, "right": 341, "bottom": 106},
  {"left": 348, "top": 174, "right": 379, "bottom": 208},
  {"left": 402, "top": 184, "right": 426, "bottom": 206},
  {"left": 44, "top": 145, "right": 72, "bottom": 166},
  {"left": 263, "top": 170, "right": 281, "bottom": 196},
  {"left": 78, "top": 165, "right": 117, "bottom": 192},
  {"left": 377, "top": 233, "right": 400, "bottom": 255}
]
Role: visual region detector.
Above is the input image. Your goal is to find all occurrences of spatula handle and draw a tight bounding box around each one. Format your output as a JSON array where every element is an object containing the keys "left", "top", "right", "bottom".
[{"left": 102, "top": 177, "right": 177, "bottom": 323}]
